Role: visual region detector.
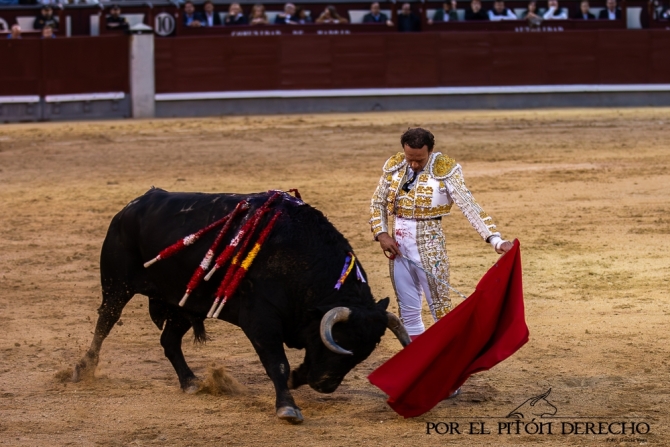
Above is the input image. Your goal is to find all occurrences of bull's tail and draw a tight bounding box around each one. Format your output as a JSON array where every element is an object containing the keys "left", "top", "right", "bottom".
[{"left": 191, "top": 317, "right": 208, "bottom": 344}]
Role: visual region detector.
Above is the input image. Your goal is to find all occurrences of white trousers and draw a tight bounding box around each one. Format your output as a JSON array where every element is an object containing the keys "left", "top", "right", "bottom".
[{"left": 390, "top": 217, "right": 451, "bottom": 336}]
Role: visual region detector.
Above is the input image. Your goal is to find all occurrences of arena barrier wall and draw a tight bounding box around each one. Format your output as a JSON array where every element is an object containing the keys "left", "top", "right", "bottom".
[
  {"left": 2, "top": 30, "right": 670, "bottom": 121},
  {"left": 0, "top": 35, "right": 130, "bottom": 122}
]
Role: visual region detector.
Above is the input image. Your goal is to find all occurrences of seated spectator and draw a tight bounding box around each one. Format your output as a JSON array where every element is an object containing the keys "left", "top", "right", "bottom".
[
  {"left": 106, "top": 4, "right": 129, "bottom": 31},
  {"left": 6, "top": 24, "right": 21, "bottom": 39},
  {"left": 225, "top": 3, "right": 248, "bottom": 25},
  {"left": 364, "top": 2, "right": 393, "bottom": 26},
  {"left": 316, "top": 5, "right": 348, "bottom": 23},
  {"left": 397, "top": 3, "right": 421, "bottom": 31},
  {"left": 661, "top": 5, "right": 670, "bottom": 19},
  {"left": 183, "top": 1, "right": 205, "bottom": 27},
  {"left": 543, "top": 0, "right": 567, "bottom": 19},
  {"left": 598, "top": 0, "right": 621, "bottom": 19},
  {"left": 41, "top": 24, "right": 55, "bottom": 39},
  {"left": 275, "top": 3, "right": 298, "bottom": 24},
  {"left": 573, "top": 0, "right": 595, "bottom": 19},
  {"left": 34, "top": 5, "right": 58, "bottom": 30},
  {"left": 428, "top": 1, "right": 458, "bottom": 24},
  {"left": 488, "top": 0, "right": 517, "bottom": 20},
  {"left": 521, "top": 0, "right": 542, "bottom": 20},
  {"left": 296, "top": 7, "right": 313, "bottom": 23},
  {"left": 249, "top": 4, "right": 269, "bottom": 25},
  {"left": 465, "top": 0, "right": 488, "bottom": 20},
  {"left": 203, "top": 1, "right": 222, "bottom": 26}
]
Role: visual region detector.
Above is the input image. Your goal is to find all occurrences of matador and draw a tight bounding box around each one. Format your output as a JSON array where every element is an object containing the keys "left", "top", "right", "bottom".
[{"left": 370, "top": 128, "right": 513, "bottom": 340}]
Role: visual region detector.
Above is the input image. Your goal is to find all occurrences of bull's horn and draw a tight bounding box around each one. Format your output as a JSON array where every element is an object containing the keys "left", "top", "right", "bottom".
[
  {"left": 320, "top": 307, "right": 353, "bottom": 356},
  {"left": 386, "top": 312, "right": 411, "bottom": 348}
]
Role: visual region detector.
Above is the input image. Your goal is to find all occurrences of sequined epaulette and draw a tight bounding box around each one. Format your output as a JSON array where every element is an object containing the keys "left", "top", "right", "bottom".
[
  {"left": 429, "top": 152, "right": 457, "bottom": 180},
  {"left": 382, "top": 152, "right": 407, "bottom": 174}
]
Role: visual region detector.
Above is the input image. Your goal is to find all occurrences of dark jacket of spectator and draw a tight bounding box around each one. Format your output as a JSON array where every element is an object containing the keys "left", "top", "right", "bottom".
[
  {"left": 363, "top": 12, "right": 389, "bottom": 22},
  {"left": 203, "top": 11, "right": 222, "bottom": 26},
  {"left": 598, "top": 8, "right": 621, "bottom": 19},
  {"left": 275, "top": 13, "right": 297, "bottom": 24},
  {"left": 34, "top": 13, "right": 58, "bottom": 30},
  {"left": 573, "top": 10, "right": 595, "bottom": 19},
  {"left": 183, "top": 11, "right": 206, "bottom": 26},
  {"left": 433, "top": 8, "right": 459, "bottom": 21},
  {"left": 106, "top": 15, "right": 129, "bottom": 30},
  {"left": 225, "top": 13, "right": 248, "bottom": 25},
  {"left": 465, "top": 7, "right": 488, "bottom": 20},
  {"left": 397, "top": 12, "right": 421, "bottom": 31}
]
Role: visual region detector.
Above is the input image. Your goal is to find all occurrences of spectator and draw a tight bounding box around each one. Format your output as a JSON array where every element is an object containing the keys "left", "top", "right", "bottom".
[
  {"left": 521, "top": 0, "right": 542, "bottom": 20},
  {"left": 275, "top": 3, "right": 298, "bottom": 24},
  {"left": 203, "top": 1, "right": 222, "bottom": 26},
  {"left": 225, "top": 3, "right": 248, "bottom": 25},
  {"left": 6, "top": 24, "right": 21, "bottom": 39},
  {"left": 573, "top": 0, "right": 595, "bottom": 19},
  {"left": 296, "top": 7, "right": 313, "bottom": 23},
  {"left": 34, "top": 5, "right": 58, "bottom": 30},
  {"left": 41, "top": 24, "right": 55, "bottom": 38},
  {"left": 429, "top": 1, "right": 458, "bottom": 23},
  {"left": 183, "top": 1, "right": 205, "bottom": 27},
  {"left": 661, "top": 5, "right": 670, "bottom": 19},
  {"left": 488, "top": 0, "right": 517, "bottom": 20},
  {"left": 106, "top": 4, "right": 129, "bottom": 31},
  {"left": 364, "top": 2, "right": 393, "bottom": 26},
  {"left": 249, "top": 4, "right": 269, "bottom": 25},
  {"left": 543, "top": 0, "right": 567, "bottom": 19},
  {"left": 316, "top": 5, "right": 348, "bottom": 23},
  {"left": 598, "top": 0, "right": 621, "bottom": 19},
  {"left": 465, "top": 0, "right": 488, "bottom": 20},
  {"left": 397, "top": 3, "right": 421, "bottom": 31}
]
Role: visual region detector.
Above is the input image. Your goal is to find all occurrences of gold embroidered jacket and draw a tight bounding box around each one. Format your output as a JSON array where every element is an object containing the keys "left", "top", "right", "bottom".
[{"left": 369, "top": 151, "right": 502, "bottom": 244}]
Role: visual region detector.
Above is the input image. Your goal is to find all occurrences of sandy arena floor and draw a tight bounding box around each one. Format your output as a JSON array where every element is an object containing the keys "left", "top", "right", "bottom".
[{"left": 0, "top": 109, "right": 669, "bottom": 446}]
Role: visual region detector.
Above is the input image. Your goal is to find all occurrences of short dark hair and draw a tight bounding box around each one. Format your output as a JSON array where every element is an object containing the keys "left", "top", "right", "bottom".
[{"left": 401, "top": 128, "right": 435, "bottom": 151}]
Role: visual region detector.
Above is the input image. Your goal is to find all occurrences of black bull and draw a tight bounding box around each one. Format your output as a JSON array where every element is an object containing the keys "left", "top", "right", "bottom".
[{"left": 73, "top": 189, "right": 410, "bottom": 423}]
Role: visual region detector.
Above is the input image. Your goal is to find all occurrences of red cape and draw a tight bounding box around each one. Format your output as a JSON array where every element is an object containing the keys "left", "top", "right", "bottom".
[{"left": 368, "top": 240, "right": 528, "bottom": 418}]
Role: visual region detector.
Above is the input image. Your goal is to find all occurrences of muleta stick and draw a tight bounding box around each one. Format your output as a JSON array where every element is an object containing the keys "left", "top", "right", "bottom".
[
  {"left": 178, "top": 201, "right": 250, "bottom": 307},
  {"left": 204, "top": 192, "right": 281, "bottom": 282},
  {"left": 143, "top": 213, "right": 232, "bottom": 268},
  {"left": 211, "top": 211, "right": 282, "bottom": 318}
]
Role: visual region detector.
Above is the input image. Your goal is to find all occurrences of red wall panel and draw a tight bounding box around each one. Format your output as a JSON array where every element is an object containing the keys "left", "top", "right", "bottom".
[
  {"left": 596, "top": 30, "right": 651, "bottom": 84},
  {"left": 0, "top": 39, "right": 42, "bottom": 96},
  {"left": 385, "top": 34, "right": 440, "bottom": 88},
  {"left": 438, "top": 33, "right": 492, "bottom": 86},
  {"left": 41, "top": 36, "right": 129, "bottom": 95}
]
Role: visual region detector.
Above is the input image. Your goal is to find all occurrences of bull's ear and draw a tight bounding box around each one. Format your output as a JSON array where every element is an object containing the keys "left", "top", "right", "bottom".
[{"left": 375, "top": 297, "right": 390, "bottom": 311}]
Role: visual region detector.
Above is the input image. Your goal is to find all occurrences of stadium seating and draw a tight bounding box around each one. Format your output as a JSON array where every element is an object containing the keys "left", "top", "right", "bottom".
[{"left": 348, "top": 9, "right": 392, "bottom": 23}]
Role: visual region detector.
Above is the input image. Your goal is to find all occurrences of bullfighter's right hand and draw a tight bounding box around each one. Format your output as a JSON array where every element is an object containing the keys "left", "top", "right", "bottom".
[{"left": 377, "top": 232, "right": 400, "bottom": 258}]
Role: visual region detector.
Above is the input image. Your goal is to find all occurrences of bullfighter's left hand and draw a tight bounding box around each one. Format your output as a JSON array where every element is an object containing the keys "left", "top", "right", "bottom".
[{"left": 496, "top": 240, "right": 514, "bottom": 254}]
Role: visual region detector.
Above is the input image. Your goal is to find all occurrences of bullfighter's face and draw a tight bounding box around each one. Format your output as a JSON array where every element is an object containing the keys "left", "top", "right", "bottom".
[{"left": 403, "top": 144, "right": 431, "bottom": 173}]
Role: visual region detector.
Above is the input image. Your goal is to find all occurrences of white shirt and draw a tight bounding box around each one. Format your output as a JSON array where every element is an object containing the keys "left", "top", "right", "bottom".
[
  {"left": 543, "top": 6, "right": 568, "bottom": 19},
  {"left": 608, "top": 9, "right": 616, "bottom": 19},
  {"left": 488, "top": 8, "right": 518, "bottom": 20}
]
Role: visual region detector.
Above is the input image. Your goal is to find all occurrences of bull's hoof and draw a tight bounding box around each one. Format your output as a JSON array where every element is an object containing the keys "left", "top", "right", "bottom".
[
  {"left": 183, "top": 378, "right": 202, "bottom": 395},
  {"left": 72, "top": 364, "right": 83, "bottom": 383},
  {"left": 277, "top": 406, "right": 304, "bottom": 424},
  {"left": 72, "top": 358, "right": 96, "bottom": 383}
]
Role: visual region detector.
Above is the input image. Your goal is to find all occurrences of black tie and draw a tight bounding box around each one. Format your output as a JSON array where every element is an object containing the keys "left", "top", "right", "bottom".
[{"left": 402, "top": 171, "right": 418, "bottom": 192}]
